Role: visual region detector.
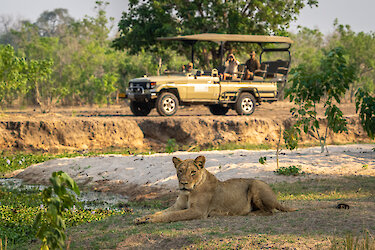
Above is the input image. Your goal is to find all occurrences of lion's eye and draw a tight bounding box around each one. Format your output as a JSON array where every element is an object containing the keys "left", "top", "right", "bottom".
[{"left": 191, "top": 170, "right": 196, "bottom": 176}]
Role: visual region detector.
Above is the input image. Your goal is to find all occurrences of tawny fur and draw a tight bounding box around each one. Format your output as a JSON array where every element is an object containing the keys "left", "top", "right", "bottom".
[{"left": 134, "top": 155, "right": 295, "bottom": 224}]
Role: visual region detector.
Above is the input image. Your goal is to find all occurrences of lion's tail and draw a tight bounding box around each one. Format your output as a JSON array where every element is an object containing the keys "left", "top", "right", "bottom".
[{"left": 276, "top": 203, "right": 297, "bottom": 212}]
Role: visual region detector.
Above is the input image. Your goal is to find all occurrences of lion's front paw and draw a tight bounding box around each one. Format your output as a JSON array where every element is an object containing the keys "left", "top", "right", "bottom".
[{"left": 134, "top": 216, "right": 152, "bottom": 225}]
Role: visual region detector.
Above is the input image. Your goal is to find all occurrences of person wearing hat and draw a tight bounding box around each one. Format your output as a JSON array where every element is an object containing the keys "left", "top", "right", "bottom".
[
  {"left": 222, "top": 53, "right": 240, "bottom": 80},
  {"left": 244, "top": 50, "right": 261, "bottom": 80},
  {"left": 182, "top": 62, "right": 194, "bottom": 73}
]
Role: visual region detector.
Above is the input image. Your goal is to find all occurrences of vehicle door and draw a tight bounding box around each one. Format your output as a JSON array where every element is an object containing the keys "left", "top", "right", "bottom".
[{"left": 186, "top": 72, "right": 220, "bottom": 100}]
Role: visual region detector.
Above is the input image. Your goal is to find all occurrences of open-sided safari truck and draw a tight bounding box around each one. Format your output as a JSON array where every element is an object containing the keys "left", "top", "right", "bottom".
[{"left": 119, "top": 33, "right": 293, "bottom": 116}]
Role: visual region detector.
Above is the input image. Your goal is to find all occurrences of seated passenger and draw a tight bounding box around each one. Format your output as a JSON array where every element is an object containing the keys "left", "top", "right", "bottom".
[
  {"left": 182, "top": 62, "right": 193, "bottom": 73},
  {"left": 222, "top": 53, "right": 240, "bottom": 80},
  {"left": 244, "top": 50, "right": 261, "bottom": 80}
]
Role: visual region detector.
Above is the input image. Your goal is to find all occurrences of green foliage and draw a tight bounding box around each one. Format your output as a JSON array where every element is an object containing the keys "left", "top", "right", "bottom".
[
  {"left": 0, "top": 45, "right": 28, "bottom": 106},
  {"left": 356, "top": 88, "right": 375, "bottom": 139},
  {"left": 274, "top": 165, "right": 305, "bottom": 176},
  {"left": 330, "top": 21, "right": 375, "bottom": 100},
  {"left": 258, "top": 156, "right": 267, "bottom": 165},
  {"left": 113, "top": 0, "right": 318, "bottom": 67},
  {"left": 0, "top": 184, "right": 130, "bottom": 248},
  {"left": 27, "top": 58, "right": 55, "bottom": 112},
  {"left": 1, "top": 2, "right": 129, "bottom": 108},
  {"left": 33, "top": 171, "right": 80, "bottom": 249},
  {"left": 165, "top": 139, "right": 178, "bottom": 153},
  {"left": 286, "top": 47, "right": 357, "bottom": 153},
  {"left": 290, "top": 27, "right": 324, "bottom": 69},
  {"left": 0, "top": 153, "right": 54, "bottom": 177},
  {"left": 283, "top": 127, "right": 300, "bottom": 151}
]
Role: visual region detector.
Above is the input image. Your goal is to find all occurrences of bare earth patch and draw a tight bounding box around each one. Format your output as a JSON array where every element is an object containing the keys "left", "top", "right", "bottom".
[{"left": 14, "top": 144, "right": 374, "bottom": 200}]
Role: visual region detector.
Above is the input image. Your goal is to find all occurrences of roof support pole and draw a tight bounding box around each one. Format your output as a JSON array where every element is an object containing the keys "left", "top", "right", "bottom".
[
  {"left": 187, "top": 40, "right": 197, "bottom": 68},
  {"left": 191, "top": 42, "right": 194, "bottom": 67},
  {"left": 220, "top": 41, "right": 225, "bottom": 65}
]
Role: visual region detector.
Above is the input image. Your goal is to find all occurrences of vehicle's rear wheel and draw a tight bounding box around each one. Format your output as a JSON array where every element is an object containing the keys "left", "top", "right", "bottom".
[
  {"left": 130, "top": 101, "right": 152, "bottom": 116},
  {"left": 235, "top": 92, "right": 256, "bottom": 115},
  {"left": 208, "top": 104, "right": 229, "bottom": 115},
  {"left": 156, "top": 92, "right": 179, "bottom": 116}
]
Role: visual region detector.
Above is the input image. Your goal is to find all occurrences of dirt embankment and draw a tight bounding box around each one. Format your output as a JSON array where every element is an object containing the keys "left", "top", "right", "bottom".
[
  {"left": 0, "top": 119, "right": 144, "bottom": 152},
  {"left": 0, "top": 114, "right": 370, "bottom": 153}
]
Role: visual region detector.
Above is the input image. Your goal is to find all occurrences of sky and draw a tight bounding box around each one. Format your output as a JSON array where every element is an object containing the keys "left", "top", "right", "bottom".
[{"left": 0, "top": 0, "right": 374, "bottom": 35}]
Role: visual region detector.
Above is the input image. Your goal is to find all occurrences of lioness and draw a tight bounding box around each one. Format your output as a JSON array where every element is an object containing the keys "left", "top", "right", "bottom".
[{"left": 135, "top": 155, "right": 295, "bottom": 224}]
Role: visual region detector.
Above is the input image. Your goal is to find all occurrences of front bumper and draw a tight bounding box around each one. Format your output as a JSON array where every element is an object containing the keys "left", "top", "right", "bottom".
[{"left": 126, "top": 89, "right": 157, "bottom": 101}]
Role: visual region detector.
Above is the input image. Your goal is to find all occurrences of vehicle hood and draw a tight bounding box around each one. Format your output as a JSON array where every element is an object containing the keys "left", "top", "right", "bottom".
[{"left": 130, "top": 74, "right": 188, "bottom": 83}]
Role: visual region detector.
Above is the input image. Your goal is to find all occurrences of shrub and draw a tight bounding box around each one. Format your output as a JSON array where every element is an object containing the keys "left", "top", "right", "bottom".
[{"left": 274, "top": 165, "right": 305, "bottom": 176}]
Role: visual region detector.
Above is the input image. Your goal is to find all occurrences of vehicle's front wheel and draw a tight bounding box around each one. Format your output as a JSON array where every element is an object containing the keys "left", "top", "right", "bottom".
[
  {"left": 156, "top": 92, "right": 179, "bottom": 116},
  {"left": 235, "top": 93, "right": 256, "bottom": 115},
  {"left": 208, "top": 104, "right": 229, "bottom": 115},
  {"left": 130, "top": 101, "right": 152, "bottom": 116}
]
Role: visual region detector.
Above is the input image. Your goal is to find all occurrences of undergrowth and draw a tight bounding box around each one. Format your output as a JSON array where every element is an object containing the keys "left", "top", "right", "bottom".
[
  {"left": 0, "top": 184, "right": 132, "bottom": 249},
  {"left": 274, "top": 165, "right": 305, "bottom": 176}
]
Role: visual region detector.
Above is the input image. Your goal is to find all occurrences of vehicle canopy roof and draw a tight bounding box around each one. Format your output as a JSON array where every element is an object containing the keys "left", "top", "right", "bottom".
[{"left": 157, "top": 33, "right": 293, "bottom": 44}]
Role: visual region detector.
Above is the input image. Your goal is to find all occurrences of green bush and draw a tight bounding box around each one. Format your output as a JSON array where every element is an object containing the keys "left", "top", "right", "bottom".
[
  {"left": 274, "top": 165, "right": 305, "bottom": 176},
  {"left": 165, "top": 139, "right": 178, "bottom": 153},
  {"left": 0, "top": 180, "right": 132, "bottom": 248}
]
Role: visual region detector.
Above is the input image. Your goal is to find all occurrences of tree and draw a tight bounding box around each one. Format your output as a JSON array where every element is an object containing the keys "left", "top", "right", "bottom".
[
  {"left": 27, "top": 59, "right": 58, "bottom": 112},
  {"left": 113, "top": 0, "right": 318, "bottom": 67},
  {"left": 290, "top": 27, "right": 324, "bottom": 69},
  {"left": 356, "top": 89, "right": 375, "bottom": 139},
  {"left": 329, "top": 21, "right": 375, "bottom": 101},
  {"left": 6, "top": 2, "right": 124, "bottom": 107},
  {"left": 0, "top": 44, "right": 28, "bottom": 106},
  {"left": 35, "top": 8, "right": 74, "bottom": 37},
  {"left": 286, "top": 47, "right": 357, "bottom": 153}
]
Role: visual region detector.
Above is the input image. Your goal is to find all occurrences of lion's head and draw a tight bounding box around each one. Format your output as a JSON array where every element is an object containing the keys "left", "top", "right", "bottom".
[{"left": 172, "top": 155, "right": 206, "bottom": 192}]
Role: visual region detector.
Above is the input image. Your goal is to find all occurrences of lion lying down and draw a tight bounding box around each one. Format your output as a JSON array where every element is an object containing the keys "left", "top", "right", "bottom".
[{"left": 135, "top": 155, "right": 295, "bottom": 224}]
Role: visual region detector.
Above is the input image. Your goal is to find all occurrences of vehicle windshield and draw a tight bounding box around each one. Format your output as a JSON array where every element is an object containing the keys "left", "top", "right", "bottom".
[{"left": 261, "top": 51, "right": 290, "bottom": 64}]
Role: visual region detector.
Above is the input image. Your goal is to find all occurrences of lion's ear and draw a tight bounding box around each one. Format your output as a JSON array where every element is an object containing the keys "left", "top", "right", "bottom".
[
  {"left": 172, "top": 157, "right": 182, "bottom": 168},
  {"left": 194, "top": 155, "right": 206, "bottom": 169}
]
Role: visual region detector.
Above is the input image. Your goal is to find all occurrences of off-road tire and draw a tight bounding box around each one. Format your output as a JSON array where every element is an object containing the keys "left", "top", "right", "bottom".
[
  {"left": 156, "top": 92, "right": 179, "bottom": 116},
  {"left": 208, "top": 104, "right": 229, "bottom": 115},
  {"left": 235, "top": 92, "right": 256, "bottom": 115},
  {"left": 130, "top": 101, "right": 152, "bottom": 116}
]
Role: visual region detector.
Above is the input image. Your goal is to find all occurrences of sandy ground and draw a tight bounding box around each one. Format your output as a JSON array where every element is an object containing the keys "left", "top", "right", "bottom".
[{"left": 15, "top": 144, "right": 375, "bottom": 199}]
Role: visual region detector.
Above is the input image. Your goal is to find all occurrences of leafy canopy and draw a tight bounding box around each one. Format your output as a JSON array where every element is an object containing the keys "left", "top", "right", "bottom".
[{"left": 113, "top": 0, "right": 318, "bottom": 66}]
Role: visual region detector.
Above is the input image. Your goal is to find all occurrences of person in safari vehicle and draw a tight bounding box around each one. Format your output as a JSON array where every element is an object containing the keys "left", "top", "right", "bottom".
[
  {"left": 222, "top": 53, "right": 240, "bottom": 80},
  {"left": 244, "top": 50, "right": 261, "bottom": 80}
]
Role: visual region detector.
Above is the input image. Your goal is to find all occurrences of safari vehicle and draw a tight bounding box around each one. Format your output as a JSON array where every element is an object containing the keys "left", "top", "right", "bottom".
[{"left": 119, "top": 33, "right": 293, "bottom": 116}]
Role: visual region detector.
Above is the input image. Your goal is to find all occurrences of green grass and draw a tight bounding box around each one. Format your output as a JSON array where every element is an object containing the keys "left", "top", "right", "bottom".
[
  {"left": 271, "top": 176, "right": 375, "bottom": 201},
  {"left": 1, "top": 145, "right": 375, "bottom": 249},
  {"left": 3, "top": 176, "right": 374, "bottom": 249},
  {"left": 0, "top": 184, "right": 132, "bottom": 249}
]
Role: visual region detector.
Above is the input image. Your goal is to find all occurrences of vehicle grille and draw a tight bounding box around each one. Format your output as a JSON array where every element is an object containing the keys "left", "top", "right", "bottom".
[
  {"left": 131, "top": 82, "right": 148, "bottom": 88},
  {"left": 129, "top": 82, "right": 148, "bottom": 93}
]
